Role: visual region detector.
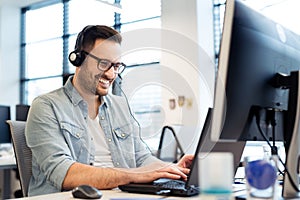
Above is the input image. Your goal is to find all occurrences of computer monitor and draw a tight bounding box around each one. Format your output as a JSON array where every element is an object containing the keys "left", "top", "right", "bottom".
[
  {"left": 0, "top": 105, "right": 11, "bottom": 144},
  {"left": 210, "top": 0, "right": 300, "bottom": 198},
  {"left": 16, "top": 104, "right": 30, "bottom": 121}
]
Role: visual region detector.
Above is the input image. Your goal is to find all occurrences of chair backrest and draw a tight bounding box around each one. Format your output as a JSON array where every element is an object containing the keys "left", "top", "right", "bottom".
[
  {"left": 157, "top": 125, "right": 184, "bottom": 163},
  {"left": 6, "top": 120, "right": 32, "bottom": 197}
]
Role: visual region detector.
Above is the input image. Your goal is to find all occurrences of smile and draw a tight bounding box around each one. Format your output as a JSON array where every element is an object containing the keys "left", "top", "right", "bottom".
[
  {"left": 98, "top": 78, "right": 110, "bottom": 88},
  {"left": 99, "top": 78, "right": 109, "bottom": 84}
]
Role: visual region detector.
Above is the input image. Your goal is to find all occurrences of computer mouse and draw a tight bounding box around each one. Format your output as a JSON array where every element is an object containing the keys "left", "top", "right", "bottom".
[{"left": 72, "top": 185, "right": 102, "bottom": 199}]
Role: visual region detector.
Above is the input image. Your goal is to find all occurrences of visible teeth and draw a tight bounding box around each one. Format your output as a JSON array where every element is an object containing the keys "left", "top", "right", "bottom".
[{"left": 99, "top": 79, "right": 109, "bottom": 84}]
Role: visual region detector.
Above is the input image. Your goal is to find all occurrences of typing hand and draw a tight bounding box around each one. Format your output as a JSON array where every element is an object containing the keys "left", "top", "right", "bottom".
[
  {"left": 176, "top": 154, "right": 194, "bottom": 169},
  {"left": 128, "top": 161, "right": 188, "bottom": 183}
]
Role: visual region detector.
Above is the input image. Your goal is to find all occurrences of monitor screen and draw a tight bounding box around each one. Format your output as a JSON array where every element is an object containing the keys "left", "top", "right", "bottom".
[
  {"left": 16, "top": 104, "right": 30, "bottom": 121},
  {"left": 0, "top": 105, "right": 11, "bottom": 144},
  {"left": 210, "top": 0, "right": 300, "bottom": 142}
]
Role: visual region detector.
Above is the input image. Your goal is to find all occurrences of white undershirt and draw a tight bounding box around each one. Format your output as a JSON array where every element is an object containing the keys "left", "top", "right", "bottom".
[{"left": 87, "top": 116, "right": 114, "bottom": 168}]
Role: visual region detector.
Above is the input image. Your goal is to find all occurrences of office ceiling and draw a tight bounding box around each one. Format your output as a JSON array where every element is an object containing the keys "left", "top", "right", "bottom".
[{"left": 0, "top": 0, "right": 46, "bottom": 7}]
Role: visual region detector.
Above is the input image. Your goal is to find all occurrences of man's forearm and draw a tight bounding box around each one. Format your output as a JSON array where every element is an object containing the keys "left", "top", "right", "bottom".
[
  {"left": 62, "top": 160, "right": 189, "bottom": 191},
  {"left": 62, "top": 162, "right": 132, "bottom": 190}
]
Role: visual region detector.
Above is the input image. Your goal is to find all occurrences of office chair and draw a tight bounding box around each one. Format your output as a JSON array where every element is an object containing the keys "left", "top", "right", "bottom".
[
  {"left": 6, "top": 120, "right": 32, "bottom": 197},
  {"left": 157, "top": 125, "right": 185, "bottom": 163}
]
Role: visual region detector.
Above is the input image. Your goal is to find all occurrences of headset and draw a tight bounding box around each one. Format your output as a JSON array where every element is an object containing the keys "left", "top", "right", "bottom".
[{"left": 68, "top": 25, "right": 94, "bottom": 67}]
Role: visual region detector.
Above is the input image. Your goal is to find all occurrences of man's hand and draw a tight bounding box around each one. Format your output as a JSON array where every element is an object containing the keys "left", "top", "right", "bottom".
[
  {"left": 127, "top": 155, "right": 194, "bottom": 183},
  {"left": 177, "top": 154, "right": 194, "bottom": 169},
  {"left": 127, "top": 161, "right": 187, "bottom": 183}
]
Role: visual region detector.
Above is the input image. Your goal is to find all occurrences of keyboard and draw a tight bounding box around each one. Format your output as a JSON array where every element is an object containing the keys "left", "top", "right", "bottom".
[{"left": 154, "top": 180, "right": 186, "bottom": 190}]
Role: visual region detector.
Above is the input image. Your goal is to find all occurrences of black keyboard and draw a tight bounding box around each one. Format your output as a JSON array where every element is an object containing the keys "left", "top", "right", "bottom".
[{"left": 155, "top": 180, "right": 186, "bottom": 190}]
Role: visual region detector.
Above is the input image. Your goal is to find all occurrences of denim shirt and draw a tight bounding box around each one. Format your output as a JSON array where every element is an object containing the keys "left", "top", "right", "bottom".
[{"left": 25, "top": 77, "right": 159, "bottom": 196}]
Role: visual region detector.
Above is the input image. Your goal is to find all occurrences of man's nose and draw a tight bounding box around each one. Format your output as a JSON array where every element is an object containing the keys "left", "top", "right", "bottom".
[{"left": 104, "top": 66, "right": 116, "bottom": 78}]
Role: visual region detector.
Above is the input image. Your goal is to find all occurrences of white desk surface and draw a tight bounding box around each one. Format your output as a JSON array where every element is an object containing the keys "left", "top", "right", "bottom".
[
  {"left": 10, "top": 189, "right": 237, "bottom": 200},
  {"left": 0, "top": 155, "right": 16, "bottom": 169},
  {"left": 0, "top": 143, "right": 16, "bottom": 169}
]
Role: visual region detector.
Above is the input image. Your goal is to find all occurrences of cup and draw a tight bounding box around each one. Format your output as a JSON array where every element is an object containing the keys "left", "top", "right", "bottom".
[
  {"left": 244, "top": 155, "right": 279, "bottom": 199},
  {"left": 199, "top": 152, "right": 234, "bottom": 195}
]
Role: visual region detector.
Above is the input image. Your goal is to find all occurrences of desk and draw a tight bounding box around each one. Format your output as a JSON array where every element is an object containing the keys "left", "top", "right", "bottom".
[
  {"left": 8, "top": 189, "right": 237, "bottom": 200},
  {"left": 0, "top": 147, "right": 17, "bottom": 199}
]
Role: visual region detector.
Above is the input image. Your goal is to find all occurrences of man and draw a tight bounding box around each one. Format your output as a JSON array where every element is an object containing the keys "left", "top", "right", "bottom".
[{"left": 25, "top": 25, "right": 193, "bottom": 196}]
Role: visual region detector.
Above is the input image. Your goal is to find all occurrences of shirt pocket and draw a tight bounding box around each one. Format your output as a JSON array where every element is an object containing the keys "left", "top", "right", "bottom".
[
  {"left": 113, "top": 126, "right": 130, "bottom": 140},
  {"left": 113, "top": 124, "right": 136, "bottom": 163},
  {"left": 113, "top": 123, "right": 133, "bottom": 147},
  {"left": 60, "top": 121, "right": 87, "bottom": 160}
]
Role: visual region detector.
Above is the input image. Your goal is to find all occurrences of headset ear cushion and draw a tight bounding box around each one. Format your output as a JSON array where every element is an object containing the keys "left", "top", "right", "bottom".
[{"left": 68, "top": 51, "right": 86, "bottom": 66}]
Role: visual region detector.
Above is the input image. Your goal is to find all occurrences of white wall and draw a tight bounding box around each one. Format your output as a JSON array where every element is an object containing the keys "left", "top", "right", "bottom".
[
  {"left": 121, "top": 0, "right": 215, "bottom": 154},
  {"left": 0, "top": 5, "right": 21, "bottom": 118},
  {"left": 161, "top": 0, "right": 215, "bottom": 153},
  {"left": 0, "top": 5, "right": 22, "bottom": 198}
]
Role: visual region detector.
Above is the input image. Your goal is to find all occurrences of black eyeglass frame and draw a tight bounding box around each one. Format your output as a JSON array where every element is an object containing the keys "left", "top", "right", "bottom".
[{"left": 82, "top": 50, "right": 126, "bottom": 74}]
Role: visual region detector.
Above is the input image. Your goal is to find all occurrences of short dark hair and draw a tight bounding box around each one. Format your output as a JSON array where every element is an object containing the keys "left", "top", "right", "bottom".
[{"left": 74, "top": 25, "right": 122, "bottom": 52}]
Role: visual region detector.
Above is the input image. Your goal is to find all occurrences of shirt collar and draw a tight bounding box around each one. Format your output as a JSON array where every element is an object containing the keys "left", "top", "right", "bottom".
[
  {"left": 101, "top": 96, "right": 109, "bottom": 109},
  {"left": 63, "top": 76, "right": 84, "bottom": 106}
]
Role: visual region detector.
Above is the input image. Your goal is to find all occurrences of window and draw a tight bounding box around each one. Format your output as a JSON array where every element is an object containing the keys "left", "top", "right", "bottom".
[
  {"left": 21, "top": 0, "right": 161, "bottom": 105},
  {"left": 21, "top": 2, "right": 64, "bottom": 103}
]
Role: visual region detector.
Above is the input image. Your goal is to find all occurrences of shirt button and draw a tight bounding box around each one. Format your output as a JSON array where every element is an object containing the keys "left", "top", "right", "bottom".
[
  {"left": 76, "top": 133, "right": 80, "bottom": 137},
  {"left": 116, "top": 162, "right": 120, "bottom": 166},
  {"left": 100, "top": 116, "right": 105, "bottom": 120},
  {"left": 108, "top": 138, "right": 112, "bottom": 142},
  {"left": 121, "top": 133, "right": 126, "bottom": 137}
]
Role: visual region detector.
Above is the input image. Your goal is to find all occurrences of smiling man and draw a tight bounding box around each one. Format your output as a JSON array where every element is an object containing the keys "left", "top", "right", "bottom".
[{"left": 25, "top": 25, "right": 193, "bottom": 196}]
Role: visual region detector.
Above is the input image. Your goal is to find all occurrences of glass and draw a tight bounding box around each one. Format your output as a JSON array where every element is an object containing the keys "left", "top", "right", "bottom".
[
  {"left": 26, "top": 77, "right": 63, "bottom": 104},
  {"left": 121, "top": 0, "right": 161, "bottom": 23},
  {"left": 82, "top": 51, "right": 126, "bottom": 74},
  {"left": 25, "top": 3, "right": 63, "bottom": 43},
  {"left": 68, "top": 0, "right": 114, "bottom": 35},
  {"left": 25, "top": 39, "right": 63, "bottom": 79},
  {"left": 244, "top": 155, "right": 279, "bottom": 200},
  {"left": 199, "top": 152, "right": 233, "bottom": 195},
  {"left": 121, "top": 17, "right": 161, "bottom": 33}
]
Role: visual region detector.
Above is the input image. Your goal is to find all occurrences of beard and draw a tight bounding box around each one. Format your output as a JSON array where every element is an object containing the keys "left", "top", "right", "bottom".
[{"left": 77, "top": 67, "right": 114, "bottom": 97}]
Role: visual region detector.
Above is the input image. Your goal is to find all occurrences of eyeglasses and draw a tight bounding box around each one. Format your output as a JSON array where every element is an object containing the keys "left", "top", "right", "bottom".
[{"left": 82, "top": 50, "right": 126, "bottom": 74}]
